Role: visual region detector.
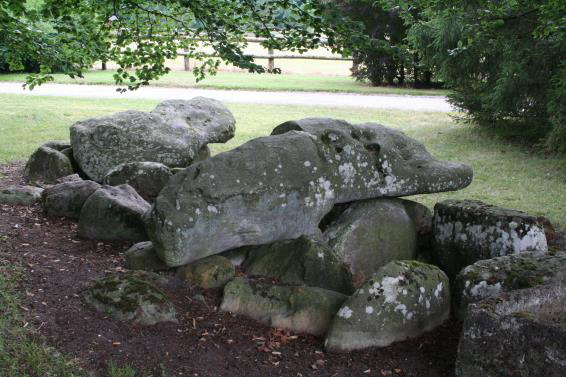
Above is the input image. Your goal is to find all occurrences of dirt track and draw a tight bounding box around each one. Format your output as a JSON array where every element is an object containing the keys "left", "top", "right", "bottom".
[{"left": 0, "top": 82, "right": 454, "bottom": 112}]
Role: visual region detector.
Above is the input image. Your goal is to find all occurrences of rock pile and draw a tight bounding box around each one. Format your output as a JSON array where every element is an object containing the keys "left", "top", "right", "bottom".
[{"left": 12, "top": 97, "right": 564, "bottom": 376}]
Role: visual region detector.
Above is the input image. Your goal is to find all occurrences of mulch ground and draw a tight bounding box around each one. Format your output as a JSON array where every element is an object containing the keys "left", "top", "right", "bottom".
[{"left": 0, "top": 162, "right": 462, "bottom": 377}]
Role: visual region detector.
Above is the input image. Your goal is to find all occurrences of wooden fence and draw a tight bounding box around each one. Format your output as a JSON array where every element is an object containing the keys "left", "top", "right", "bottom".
[
  {"left": 100, "top": 36, "right": 354, "bottom": 71},
  {"left": 179, "top": 48, "right": 353, "bottom": 71}
]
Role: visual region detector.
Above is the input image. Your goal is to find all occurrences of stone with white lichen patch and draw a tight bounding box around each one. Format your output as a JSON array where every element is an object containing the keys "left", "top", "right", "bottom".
[
  {"left": 71, "top": 97, "right": 235, "bottom": 181},
  {"left": 324, "top": 260, "right": 450, "bottom": 351},
  {"left": 456, "top": 281, "right": 566, "bottom": 377},
  {"left": 147, "top": 118, "right": 472, "bottom": 267},
  {"left": 452, "top": 250, "right": 566, "bottom": 319},
  {"left": 431, "top": 199, "right": 548, "bottom": 279}
]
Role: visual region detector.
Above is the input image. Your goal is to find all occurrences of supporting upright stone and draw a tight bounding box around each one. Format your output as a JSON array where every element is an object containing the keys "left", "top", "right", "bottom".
[
  {"left": 452, "top": 251, "right": 566, "bottom": 319},
  {"left": 456, "top": 281, "right": 566, "bottom": 377},
  {"left": 24, "top": 142, "right": 74, "bottom": 185},
  {"left": 78, "top": 185, "right": 150, "bottom": 241},
  {"left": 432, "top": 200, "right": 548, "bottom": 279}
]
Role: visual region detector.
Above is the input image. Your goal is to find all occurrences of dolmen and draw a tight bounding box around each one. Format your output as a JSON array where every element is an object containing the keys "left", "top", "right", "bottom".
[{"left": 12, "top": 97, "right": 563, "bottom": 375}]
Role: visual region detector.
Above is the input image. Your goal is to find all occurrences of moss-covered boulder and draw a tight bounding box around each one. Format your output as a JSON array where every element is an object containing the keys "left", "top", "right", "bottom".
[
  {"left": 78, "top": 184, "right": 150, "bottom": 241},
  {"left": 84, "top": 272, "right": 177, "bottom": 325},
  {"left": 221, "top": 277, "right": 347, "bottom": 336},
  {"left": 0, "top": 185, "right": 43, "bottom": 206},
  {"left": 432, "top": 200, "right": 548, "bottom": 279},
  {"left": 103, "top": 161, "right": 173, "bottom": 201},
  {"left": 325, "top": 260, "right": 450, "bottom": 351},
  {"left": 177, "top": 255, "right": 234, "bottom": 289},
  {"left": 323, "top": 199, "right": 421, "bottom": 286},
  {"left": 453, "top": 251, "right": 566, "bottom": 319},
  {"left": 242, "top": 237, "right": 354, "bottom": 294},
  {"left": 125, "top": 241, "right": 169, "bottom": 271},
  {"left": 42, "top": 180, "right": 100, "bottom": 219},
  {"left": 24, "top": 142, "right": 74, "bottom": 185}
]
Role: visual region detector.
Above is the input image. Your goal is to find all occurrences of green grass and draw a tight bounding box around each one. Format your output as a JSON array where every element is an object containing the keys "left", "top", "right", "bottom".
[
  {"left": 0, "top": 94, "right": 564, "bottom": 228},
  {"left": 0, "top": 70, "right": 449, "bottom": 96}
]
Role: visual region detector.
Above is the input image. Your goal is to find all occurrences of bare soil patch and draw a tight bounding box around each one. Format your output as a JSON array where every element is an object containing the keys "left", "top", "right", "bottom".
[{"left": 0, "top": 162, "right": 460, "bottom": 377}]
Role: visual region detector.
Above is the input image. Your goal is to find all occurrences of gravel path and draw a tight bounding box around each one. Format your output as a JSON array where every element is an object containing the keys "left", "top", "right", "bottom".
[{"left": 0, "top": 82, "right": 454, "bottom": 112}]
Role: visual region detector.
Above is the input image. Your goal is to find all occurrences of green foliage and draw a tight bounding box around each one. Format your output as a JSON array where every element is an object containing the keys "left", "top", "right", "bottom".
[
  {"left": 0, "top": 0, "right": 108, "bottom": 87},
  {"left": 336, "top": 0, "right": 436, "bottom": 87},
  {"left": 0, "top": 0, "right": 367, "bottom": 90},
  {"left": 392, "top": 0, "right": 565, "bottom": 151}
]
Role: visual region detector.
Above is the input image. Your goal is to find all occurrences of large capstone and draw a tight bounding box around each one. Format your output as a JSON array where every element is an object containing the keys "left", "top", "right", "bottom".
[
  {"left": 453, "top": 251, "right": 566, "bottom": 319},
  {"left": 323, "top": 198, "right": 425, "bottom": 287},
  {"left": 325, "top": 260, "right": 450, "bottom": 351},
  {"left": 147, "top": 118, "right": 473, "bottom": 266},
  {"left": 220, "top": 277, "right": 347, "bottom": 336},
  {"left": 241, "top": 237, "right": 354, "bottom": 294},
  {"left": 432, "top": 200, "right": 548, "bottom": 279},
  {"left": 42, "top": 180, "right": 101, "bottom": 219},
  {"left": 456, "top": 281, "right": 566, "bottom": 377},
  {"left": 24, "top": 142, "right": 74, "bottom": 185},
  {"left": 78, "top": 185, "right": 150, "bottom": 241},
  {"left": 84, "top": 272, "right": 177, "bottom": 326},
  {"left": 70, "top": 97, "right": 235, "bottom": 181},
  {"left": 103, "top": 161, "right": 173, "bottom": 201}
]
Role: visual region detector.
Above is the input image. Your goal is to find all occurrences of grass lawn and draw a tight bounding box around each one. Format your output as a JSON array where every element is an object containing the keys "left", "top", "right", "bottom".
[
  {"left": 0, "top": 70, "right": 449, "bottom": 96},
  {"left": 0, "top": 94, "right": 564, "bottom": 228}
]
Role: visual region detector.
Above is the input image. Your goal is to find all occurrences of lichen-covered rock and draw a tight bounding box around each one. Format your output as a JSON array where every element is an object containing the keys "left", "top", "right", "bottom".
[
  {"left": 456, "top": 281, "right": 566, "bottom": 377},
  {"left": 0, "top": 185, "right": 43, "bottom": 205},
  {"left": 221, "top": 277, "right": 347, "bottom": 336},
  {"left": 84, "top": 272, "right": 177, "bottom": 325},
  {"left": 147, "top": 118, "right": 472, "bottom": 266},
  {"left": 323, "top": 199, "right": 421, "bottom": 286},
  {"left": 125, "top": 241, "right": 169, "bottom": 271},
  {"left": 70, "top": 97, "right": 235, "bottom": 181},
  {"left": 242, "top": 237, "right": 354, "bottom": 294},
  {"left": 177, "top": 255, "right": 234, "bottom": 289},
  {"left": 42, "top": 180, "right": 101, "bottom": 219},
  {"left": 432, "top": 200, "right": 548, "bottom": 279},
  {"left": 103, "top": 161, "right": 173, "bottom": 201},
  {"left": 55, "top": 174, "right": 83, "bottom": 184},
  {"left": 24, "top": 142, "right": 74, "bottom": 185},
  {"left": 325, "top": 260, "right": 450, "bottom": 351},
  {"left": 453, "top": 251, "right": 566, "bottom": 319},
  {"left": 78, "top": 185, "right": 150, "bottom": 241}
]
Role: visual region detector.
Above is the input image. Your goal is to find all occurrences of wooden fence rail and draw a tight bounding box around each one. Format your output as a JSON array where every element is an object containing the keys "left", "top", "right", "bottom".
[
  {"left": 179, "top": 49, "right": 353, "bottom": 71},
  {"left": 100, "top": 36, "right": 353, "bottom": 71}
]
